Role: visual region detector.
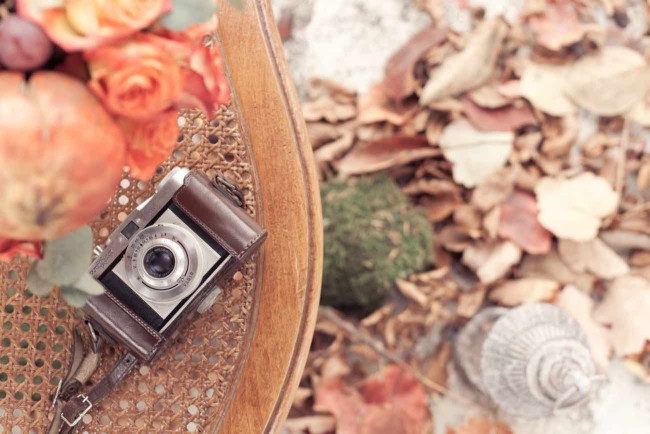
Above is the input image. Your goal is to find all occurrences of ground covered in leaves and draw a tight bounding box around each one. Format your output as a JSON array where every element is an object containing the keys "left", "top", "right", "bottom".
[{"left": 277, "top": 0, "right": 650, "bottom": 433}]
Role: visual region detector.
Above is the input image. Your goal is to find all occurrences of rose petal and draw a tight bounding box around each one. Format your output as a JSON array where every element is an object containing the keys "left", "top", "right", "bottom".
[
  {"left": 120, "top": 109, "right": 178, "bottom": 181},
  {"left": 17, "top": 0, "right": 171, "bottom": 51},
  {"left": 0, "top": 238, "right": 42, "bottom": 262}
]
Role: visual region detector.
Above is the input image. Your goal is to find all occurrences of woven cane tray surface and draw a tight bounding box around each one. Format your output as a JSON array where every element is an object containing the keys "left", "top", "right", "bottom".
[{"left": 0, "top": 105, "right": 262, "bottom": 433}]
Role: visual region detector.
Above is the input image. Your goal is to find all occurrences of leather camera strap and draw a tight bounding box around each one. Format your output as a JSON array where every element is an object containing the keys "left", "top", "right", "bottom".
[{"left": 48, "top": 324, "right": 138, "bottom": 434}]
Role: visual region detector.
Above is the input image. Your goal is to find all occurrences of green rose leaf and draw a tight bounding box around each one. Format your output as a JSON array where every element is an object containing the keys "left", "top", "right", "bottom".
[
  {"left": 60, "top": 287, "right": 90, "bottom": 308},
  {"left": 26, "top": 264, "right": 54, "bottom": 297},
  {"left": 160, "top": 0, "right": 217, "bottom": 31},
  {"left": 71, "top": 273, "right": 105, "bottom": 296},
  {"left": 36, "top": 226, "right": 93, "bottom": 285}
]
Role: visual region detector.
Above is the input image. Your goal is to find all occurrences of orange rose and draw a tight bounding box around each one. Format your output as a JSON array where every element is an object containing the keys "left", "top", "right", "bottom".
[
  {"left": 17, "top": 0, "right": 172, "bottom": 51},
  {"left": 120, "top": 109, "right": 178, "bottom": 181},
  {"left": 184, "top": 42, "right": 231, "bottom": 111},
  {"left": 85, "top": 33, "right": 184, "bottom": 120},
  {"left": 0, "top": 238, "right": 42, "bottom": 262},
  {"left": 159, "top": 20, "right": 231, "bottom": 113}
]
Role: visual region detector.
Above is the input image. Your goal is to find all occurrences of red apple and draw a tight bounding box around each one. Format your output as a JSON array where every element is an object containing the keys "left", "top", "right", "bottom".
[{"left": 0, "top": 71, "right": 127, "bottom": 239}]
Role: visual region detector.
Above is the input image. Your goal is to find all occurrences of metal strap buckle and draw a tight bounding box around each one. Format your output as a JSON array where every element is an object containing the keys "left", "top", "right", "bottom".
[{"left": 61, "top": 394, "right": 92, "bottom": 427}]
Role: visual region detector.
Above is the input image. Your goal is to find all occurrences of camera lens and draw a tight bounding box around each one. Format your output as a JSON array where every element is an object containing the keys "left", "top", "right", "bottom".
[{"left": 143, "top": 246, "right": 176, "bottom": 279}]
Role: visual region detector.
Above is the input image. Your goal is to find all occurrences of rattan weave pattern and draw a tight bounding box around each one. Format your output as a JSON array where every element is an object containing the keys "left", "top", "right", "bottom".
[{"left": 0, "top": 105, "right": 260, "bottom": 434}]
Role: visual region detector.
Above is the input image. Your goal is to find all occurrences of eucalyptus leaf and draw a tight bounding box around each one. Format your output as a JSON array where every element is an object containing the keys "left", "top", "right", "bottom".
[
  {"left": 160, "top": 0, "right": 217, "bottom": 30},
  {"left": 60, "top": 287, "right": 89, "bottom": 308},
  {"left": 36, "top": 226, "right": 93, "bottom": 285},
  {"left": 71, "top": 273, "right": 105, "bottom": 296},
  {"left": 26, "top": 264, "right": 53, "bottom": 297}
]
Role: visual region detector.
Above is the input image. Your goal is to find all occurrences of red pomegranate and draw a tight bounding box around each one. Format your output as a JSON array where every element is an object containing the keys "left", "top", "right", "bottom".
[{"left": 0, "top": 71, "right": 126, "bottom": 240}]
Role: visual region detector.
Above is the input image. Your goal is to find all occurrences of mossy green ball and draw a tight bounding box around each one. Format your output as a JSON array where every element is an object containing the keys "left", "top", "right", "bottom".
[{"left": 321, "top": 175, "right": 434, "bottom": 309}]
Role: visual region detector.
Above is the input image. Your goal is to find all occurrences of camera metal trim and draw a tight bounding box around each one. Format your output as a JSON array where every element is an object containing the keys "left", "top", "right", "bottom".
[{"left": 124, "top": 223, "right": 203, "bottom": 303}]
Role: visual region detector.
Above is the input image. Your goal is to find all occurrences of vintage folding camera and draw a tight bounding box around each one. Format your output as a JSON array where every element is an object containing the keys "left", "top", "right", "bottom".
[{"left": 84, "top": 168, "right": 267, "bottom": 362}]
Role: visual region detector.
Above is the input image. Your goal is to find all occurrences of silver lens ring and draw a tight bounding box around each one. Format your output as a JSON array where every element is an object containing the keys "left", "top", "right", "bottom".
[
  {"left": 124, "top": 223, "right": 203, "bottom": 303},
  {"left": 137, "top": 238, "right": 186, "bottom": 290}
]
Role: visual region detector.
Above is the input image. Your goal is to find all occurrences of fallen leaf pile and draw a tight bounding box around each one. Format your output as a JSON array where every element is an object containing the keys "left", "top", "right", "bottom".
[{"left": 283, "top": 0, "right": 650, "bottom": 432}]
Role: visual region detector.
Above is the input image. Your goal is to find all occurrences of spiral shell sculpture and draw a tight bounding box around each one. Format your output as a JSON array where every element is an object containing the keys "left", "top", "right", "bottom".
[
  {"left": 455, "top": 307, "right": 508, "bottom": 395},
  {"left": 456, "top": 303, "right": 602, "bottom": 418}
]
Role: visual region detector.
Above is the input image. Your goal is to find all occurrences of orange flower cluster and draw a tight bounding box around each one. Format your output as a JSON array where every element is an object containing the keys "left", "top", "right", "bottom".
[
  {"left": 0, "top": 238, "right": 41, "bottom": 262},
  {"left": 17, "top": 0, "right": 230, "bottom": 180},
  {"left": 0, "top": 1, "right": 232, "bottom": 259}
]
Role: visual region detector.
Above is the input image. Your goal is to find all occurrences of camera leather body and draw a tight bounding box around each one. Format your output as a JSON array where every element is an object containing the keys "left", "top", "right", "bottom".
[
  {"left": 49, "top": 170, "right": 267, "bottom": 433},
  {"left": 84, "top": 170, "right": 267, "bottom": 362}
]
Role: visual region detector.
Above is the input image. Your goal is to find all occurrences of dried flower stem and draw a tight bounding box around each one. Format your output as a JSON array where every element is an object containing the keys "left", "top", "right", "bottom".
[
  {"left": 615, "top": 118, "right": 630, "bottom": 198},
  {"left": 605, "top": 118, "right": 630, "bottom": 226},
  {"left": 318, "top": 306, "right": 479, "bottom": 408}
]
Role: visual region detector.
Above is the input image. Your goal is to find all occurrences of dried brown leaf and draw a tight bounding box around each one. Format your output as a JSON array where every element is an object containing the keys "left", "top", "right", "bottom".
[
  {"left": 565, "top": 46, "right": 650, "bottom": 116},
  {"left": 489, "top": 278, "right": 560, "bottom": 306},
  {"left": 637, "top": 159, "right": 650, "bottom": 191},
  {"left": 359, "top": 366, "right": 431, "bottom": 434},
  {"left": 448, "top": 417, "right": 512, "bottom": 434},
  {"left": 457, "top": 287, "right": 486, "bottom": 318},
  {"left": 403, "top": 179, "right": 462, "bottom": 222},
  {"left": 462, "top": 241, "right": 522, "bottom": 285},
  {"left": 277, "top": 9, "right": 295, "bottom": 42},
  {"left": 314, "top": 132, "right": 355, "bottom": 164},
  {"left": 629, "top": 97, "right": 650, "bottom": 127},
  {"left": 437, "top": 225, "right": 478, "bottom": 252},
  {"left": 314, "top": 377, "right": 366, "bottom": 434},
  {"left": 497, "top": 80, "right": 522, "bottom": 100},
  {"left": 303, "top": 97, "right": 357, "bottom": 123},
  {"left": 292, "top": 387, "right": 313, "bottom": 408},
  {"left": 631, "top": 253, "right": 650, "bottom": 270},
  {"left": 556, "top": 285, "right": 612, "bottom": 371},
  {"left": 358, "top": 83, "right": 412, "bottom": 126},
  {"left": 617, "top": 210, "right": 650, "bottom": 235},
  {"left": 396, "top": 279, "right": 428, "bottom": 308},
  {"left": 483, "top": 207, "right": 501, "bottom": 239},
  {"left": 284, "top": 416, "right": 336, "bottom": 434},
  {"left": 520, "top": 247, "right": 595, "bottom": 293},
  {"left": 308, "top": 122, "right": 345, "bottom": 149},
  {"left": 321, "top": 354, "right": 351, "bottom": 380},
  {"left": 304, "top": 79, "right": 357, "bottom": 122},
  {"left": 337, "top": 136, "right": 438, "bottom": 176},
  {"left": 535, "top": 172, "right": 619, "bottom": 242},
  {"left": 453, "top": 205, "right": 482, "bottom": 231},
  {"left": 526, "top": 2, "right": 590, "bottom": 51},
  {"left": 558, "top": 238, "right": 630, "bottom": 279},
  {"left": 520, "top": 62, "right": 575, "bottom": 116},
  {"left": 594, "top": 276, "right": 650, "bottom": 355},
  {"left": 471, "top": 167, "right": 517, "bottom": 211},
  {"left": 498, "top": 190, "right": 552, "bottom": 255},
  {"left": 420, "top": 18, "right": 509, "bottom": 105},
  {"left": 462, "top": 98, "right": 537, "bottom": 132},
  {"left": 384, "top": 27, "right": 447, "bottom": 101},
  {"left": 468, "top": 84, "right": 513, "bottom": 109},
  {"left": 439, "top": 119, "right": 514, "bottom": 188},
  {"left": 541, "top": 115, "right": 579, "bottom": 158},
  {"left": 422, "top": 341, "right": 451, "bottom": 389}
]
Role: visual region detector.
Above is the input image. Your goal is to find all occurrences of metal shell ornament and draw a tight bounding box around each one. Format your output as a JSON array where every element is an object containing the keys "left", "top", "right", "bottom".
[
  {"left": 455, "top": 307, "right": 508, "bottom": 396},
  {"left": 456, "top": 303, "right": 602, "bottom": 418}
]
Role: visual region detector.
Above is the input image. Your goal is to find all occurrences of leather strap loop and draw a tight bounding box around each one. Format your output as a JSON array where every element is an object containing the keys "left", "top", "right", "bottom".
[
  {"left": 48, "top": 325, "right": 138, "bottom": 434},
  {"left": 59, "top": 353, "right": 137, "bottom": 433},
  {"left": 213, "top": 174, "right": 245, "bottom": 208}
]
